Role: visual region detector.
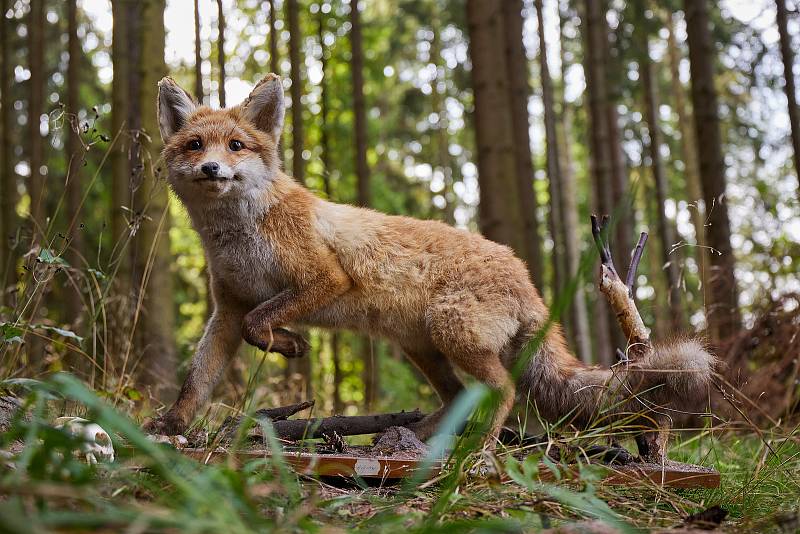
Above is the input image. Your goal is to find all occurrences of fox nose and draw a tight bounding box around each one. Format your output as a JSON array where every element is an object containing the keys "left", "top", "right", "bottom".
[{"left": 200, "top": 162, "right": 220, "bottom": 178}]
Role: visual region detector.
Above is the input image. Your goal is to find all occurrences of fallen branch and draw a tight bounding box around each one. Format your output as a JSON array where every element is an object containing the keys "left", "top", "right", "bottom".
[
  {"left": 267, "top": 410, "right": 426, "bottom": 441},
  {"left": 220, "top": 400, "right": 316, "bottom": 437}
]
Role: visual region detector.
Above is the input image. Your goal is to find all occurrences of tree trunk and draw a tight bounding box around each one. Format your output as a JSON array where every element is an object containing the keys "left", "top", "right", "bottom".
[
  {"left": 216, "top": 0, "right": 226, "bottom": 108},
  {"left": 581, "top": 0, "right": 617, "bottom": 365},
  {"left": 285, "top": 0, "right": 311, "bottom": 397},
  {"left": 350, "top": 0, "right": 370, "bottom": 207},
  {"left": 0, "top": 0, "right": 18, "bottom": 304},
  {"left": 194, "top": 0, "right": 203, "bottom": 102},
  {"left": 133, "top": 0, "right": 177, "bottom": 402},
  {"left": 268, "top": 0, "right": 282, "bottom": 166},
  {"left": 65, "top": 0, "right": 86, "bottom": 334},
  {"left": 430, "top": 18, "right": 456, "bottom": 225},
  {"left": 537, "top": 0, "right": 590, "bottom": 362},
  {"left": 776, "top": 0, "right": 800, "bottom": 200},
  {"left": 27, "top": 0, "right": 45, "bottom": 234},
  {"left": 466, "top": 0, "right": 528, "bottom": 262},
  {"left": 666, "top": 16, "right": 708, "bottom": 304},
  {"left": 503, "top": 0, "right": 544, "bottom": 290},
  {"left": 684, "top": 0, "right": 740, "bottom": 341},
  {"left": 318, "top": 9, "right": 342, "bottom": 414},
  {"left": 639, "top": 30, "right": 685, "bottom": 330},
  {"left": 349, "top": 1, "right": 376, "bottom": 410}
]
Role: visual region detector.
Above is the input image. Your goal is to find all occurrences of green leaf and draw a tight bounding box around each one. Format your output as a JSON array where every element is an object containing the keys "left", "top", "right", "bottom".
[
  {"left": 0, "top": 322, "right": 24, "bottom": 344},
  {"left": 37, "top": 248, "right": 69, "bottom": 266}
]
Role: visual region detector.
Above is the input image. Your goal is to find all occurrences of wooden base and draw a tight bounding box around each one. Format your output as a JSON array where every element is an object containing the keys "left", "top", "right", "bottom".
[{"left": 175, "top": 447, "right": 720, "bottom": 488}]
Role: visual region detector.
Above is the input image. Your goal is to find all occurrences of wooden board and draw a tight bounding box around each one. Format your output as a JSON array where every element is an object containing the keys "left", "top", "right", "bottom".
[{"left": 177, "top": 447, "right": 720, "bottom": 488}]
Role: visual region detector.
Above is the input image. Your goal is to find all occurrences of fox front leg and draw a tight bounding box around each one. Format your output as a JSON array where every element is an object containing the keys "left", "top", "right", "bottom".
[
  {"left": 244, "top": 325, "right": 310, "bottom": 359},
  {"left": 144, "top": 309, "right": 243, "bottom": 435}
]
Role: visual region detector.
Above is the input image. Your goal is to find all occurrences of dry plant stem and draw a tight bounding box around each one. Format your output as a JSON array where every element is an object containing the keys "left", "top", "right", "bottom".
[{"left": 591, "top": 214, "right": 667, "bottom": 462}]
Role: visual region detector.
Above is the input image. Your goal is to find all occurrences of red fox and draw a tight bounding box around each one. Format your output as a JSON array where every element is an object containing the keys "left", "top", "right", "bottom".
[{"left": 145, "top": 74, "right": 714, "bottom": 447}]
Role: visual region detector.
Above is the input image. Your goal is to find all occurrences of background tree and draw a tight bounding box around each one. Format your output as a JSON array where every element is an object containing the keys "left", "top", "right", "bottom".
[
  {"left": 132, "top": 0, "right": 177, "bottom": 400},
  {"left": 0, "top": 0, "right": 16, "bottom": 303},
  {"left": 216, "top": 0, "right": 226, "bottom": 107},
  {"left": 65, "top": 0, "right": 86, "bottom": 333},
  {"left": 27, "top": 0, "right": 45, "bottom": 233},
  {"left": 635, "top": 5, "right": 684, "bottom": 330},
  {"left": 537, "top": 0, "right": 591, "bottom": 363},
  {"left": 775, "top": 0, "right": 800, "bottom": 199},
  {"left": 194, "top": 0, "right": 203, "bottom": 103},
  {"left": 685, "top": 0, "right": 741, "bottom": 342}
]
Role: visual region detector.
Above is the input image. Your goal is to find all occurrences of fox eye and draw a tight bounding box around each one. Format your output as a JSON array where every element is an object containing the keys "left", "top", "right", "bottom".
[
  {"left": 187, "top": 139, "right": 202, "bottom": 151},
  {"left": 229, "top": 139, "right": 245, "bottom": 152}
]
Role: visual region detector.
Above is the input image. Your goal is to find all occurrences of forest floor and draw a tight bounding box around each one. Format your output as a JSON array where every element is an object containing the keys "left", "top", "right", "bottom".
[{"left": 0, "top": 375, "right": 798, "bottom": 533}]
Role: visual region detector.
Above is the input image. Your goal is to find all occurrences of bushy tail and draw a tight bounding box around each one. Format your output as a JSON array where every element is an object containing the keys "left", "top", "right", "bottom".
[{"left": 520, "top": 332, "right": 716, "bottom": 428}]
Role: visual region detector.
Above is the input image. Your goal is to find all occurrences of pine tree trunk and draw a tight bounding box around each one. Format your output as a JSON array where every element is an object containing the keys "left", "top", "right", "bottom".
[
  {"left": 504, "top": 0, "right": 544, "bottom": 290},
  {"left": 776, "top": 0, "right": 800, "bottom": 200},
  {"left": 466, "top": 0, "right": 528, "bottom": 262},
  {"left": 0, "top": 0, "right": 17, "bottom": 303},
  {"left": 684, "top": 0, "right": 740, "bottom": 342},
  {"left": 268, "top": 0, "right": 282, "bottom": 166},
  {"left": 285, "top": 0, "right": 312, "bottom": 398},
  {"left": 666, "top": 16, "right": 708, "bottom": 304},
  {"left": 639, "top": 31, "right": 684, "bottom": 330},
  {"left": 65, "top": 0, "right": 86, "bottom": 334},
  {"left": 27, "top": 0, "right": 45, "bottom": 234},
  {"left": 216, "top": 0, "right": 226, "bottom": 108},
  {"left": 350, "top": 0, "right": 370, "bottom": 207},
  {"left": 581, "top": 0, "right": 617, "bottom": 365},
  {"left": 194, "top": 0, "right": 203, "bottom": 102},
  {"left": 133, "top": 0, "right": 177, "bottom": 402},
  {"left": 350, "top": 0, "right": 376, "bottom": 410},
  {"left": 430, "top": 19, "right": 456, "bottom": 225},
  {"left": 537, "top": 0, "right": 589, "bottom": 362},
  {"left": 318, "top": 9, "right": 342, "bottom": 414}
]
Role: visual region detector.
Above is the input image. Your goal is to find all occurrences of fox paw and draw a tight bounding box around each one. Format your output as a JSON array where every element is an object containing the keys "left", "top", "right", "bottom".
[
  {"left": 143, "top": 411, "right": 188, "bottom": 436},
  {"left": 242, "top": 323, "right": 309, "bottom": 359}
]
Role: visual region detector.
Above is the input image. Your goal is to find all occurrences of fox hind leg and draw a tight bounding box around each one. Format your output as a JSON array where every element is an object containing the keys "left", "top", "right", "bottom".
[{"left": 402, "top": 347, "right": 464, "bottom": 441}]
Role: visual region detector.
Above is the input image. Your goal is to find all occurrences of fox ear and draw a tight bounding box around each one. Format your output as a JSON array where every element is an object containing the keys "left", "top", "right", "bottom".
[
  {"left": 240, "top": 74, "right": 285, "bottom": 142},
  {"left": 157, "top": 77, "right": 197, "bottom": 142}
]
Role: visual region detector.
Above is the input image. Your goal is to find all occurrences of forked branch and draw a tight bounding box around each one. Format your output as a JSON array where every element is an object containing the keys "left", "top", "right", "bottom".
[{"left": 590, "top": 214, "right": 651, "bottom": 360}]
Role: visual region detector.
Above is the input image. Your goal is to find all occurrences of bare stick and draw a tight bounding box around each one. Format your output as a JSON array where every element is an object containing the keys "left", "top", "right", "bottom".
[
  {"left": 590, "top": 215, "right": 651, "bottom": 359},
  {"left": 625, "top": 232, "right": 648, "bottom": 296},
  {"left": 220, "top": 400, "right": 316, "bottom": 435}
]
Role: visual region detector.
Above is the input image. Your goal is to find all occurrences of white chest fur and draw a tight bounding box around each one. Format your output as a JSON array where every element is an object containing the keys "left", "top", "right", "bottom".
[{"left": 190, "top": 199, "right": 283, "bottom": 309}]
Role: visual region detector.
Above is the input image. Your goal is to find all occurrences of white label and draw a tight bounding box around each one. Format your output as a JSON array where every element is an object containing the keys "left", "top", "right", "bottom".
[{"left": 353, "top": 458, "right": 381, "bottom": 476}]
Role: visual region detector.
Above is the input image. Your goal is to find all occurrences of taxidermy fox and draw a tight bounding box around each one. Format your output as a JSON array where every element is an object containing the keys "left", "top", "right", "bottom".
[{"left": 146, "top": 74, "right": 714, "bottom": 449}]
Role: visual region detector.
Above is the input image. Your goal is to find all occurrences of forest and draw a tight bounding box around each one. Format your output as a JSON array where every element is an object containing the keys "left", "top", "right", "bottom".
[{"left": 0, "top": 0, "right": 799, "bottom": 532}]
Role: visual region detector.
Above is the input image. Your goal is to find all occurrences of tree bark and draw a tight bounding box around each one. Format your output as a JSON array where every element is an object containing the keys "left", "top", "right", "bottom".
[
  {"left": 537, "top": 0, "right": 590, "bottom": 363},
  {"left": 65, "top": 0, "right": 86, "bottom": 333},
  {"left": 684, "top": 0, "right": 741, "bottom": 342},
  {"left": 133, "top": 0, "right": 177, "bottom": 401},
  {"left": 581, "top": 0, "right": 618, "bottom": 365},
  {"left": 466, "top": 0, "right": 528, "bottom": 263},
  {"left": 504, "top": 0, "right": 544, "bottom": 290},
  {"left": 350, "top": 0, "right": 370, "bottom": 207},
  {"left": 268, "top": 0, "right": 282, "bottom": 166},
  {"left": 639, "top": 29, "right": 685, "bottom": 330},
  {"left": 27, "top": 0, "right": 45, "bottom": 234},
  {"left": 285, "top": 0, "right": 311, "bottom": 396},
  {"left": 0, "top": 0, "right": 18, "bottom": 304},
  {"left": 666, "top": 16, "right": 708, "bottom": 303},
  {"left": 216, "top": 0, "right": 226, "bottom": 107},
  {"left": 194, "top": 0, "right": 203, "bottom": 102},
  {"left": 776, "top": 0, "right": 800, "bottom": 200},
  {"left": 349, "top": 1, "right": 376, "bottom": 410},
  {"left": 317, "top": 11, "right": 343, "bottom": 415}
]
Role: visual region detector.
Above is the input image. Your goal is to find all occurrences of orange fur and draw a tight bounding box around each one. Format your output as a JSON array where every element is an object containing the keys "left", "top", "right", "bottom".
[{"left": 144, "top": 75, "right": 715, "bottom": 446}]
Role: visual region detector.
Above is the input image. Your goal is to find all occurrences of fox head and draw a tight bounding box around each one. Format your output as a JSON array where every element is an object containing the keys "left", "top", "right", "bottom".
[{"left": 157, "top": 74, "right": 285, "bottom": 202}]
